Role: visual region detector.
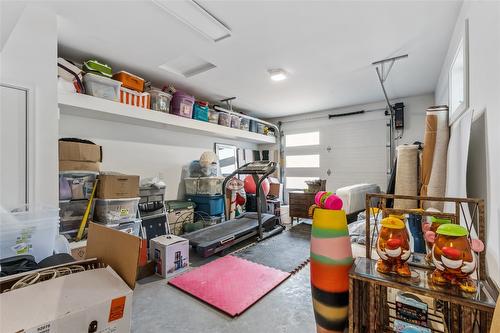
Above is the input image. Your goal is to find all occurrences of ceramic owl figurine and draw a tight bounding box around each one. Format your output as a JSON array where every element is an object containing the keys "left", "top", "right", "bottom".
[{"left": 376, "top": 216, "right": 412, "bottom": 277}]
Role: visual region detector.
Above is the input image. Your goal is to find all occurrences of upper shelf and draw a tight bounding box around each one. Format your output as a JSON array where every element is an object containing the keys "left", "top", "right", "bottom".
[{"left": 58, "top": 93, "right": 276, "bottom": 144}]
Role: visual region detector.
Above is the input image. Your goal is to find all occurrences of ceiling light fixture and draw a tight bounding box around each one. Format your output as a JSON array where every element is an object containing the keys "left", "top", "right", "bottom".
[
  {"left": 268, "top": 69, "right": 287, "bottom": 81},
  {"left": 152, "top": 0, "right": 231, "bottom": 42}
]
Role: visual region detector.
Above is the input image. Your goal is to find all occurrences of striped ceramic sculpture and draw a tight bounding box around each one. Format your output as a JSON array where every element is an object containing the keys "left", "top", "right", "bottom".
[{"left": 310, "top": 192, "right": 353, "bottom": 333}]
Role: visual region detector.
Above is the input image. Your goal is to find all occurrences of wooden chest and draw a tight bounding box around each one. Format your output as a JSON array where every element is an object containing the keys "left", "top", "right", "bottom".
[{"left": 289, "top": 191, "right": 316, "bottom": 221}]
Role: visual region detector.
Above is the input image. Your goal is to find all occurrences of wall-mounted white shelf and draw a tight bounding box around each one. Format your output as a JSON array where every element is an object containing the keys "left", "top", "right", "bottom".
[{"left": 58, "top": 93, "right": 276, "bottom": 144}]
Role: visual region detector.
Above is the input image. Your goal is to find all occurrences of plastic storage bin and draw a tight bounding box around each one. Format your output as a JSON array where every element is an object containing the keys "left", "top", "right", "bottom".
[
  {"left": 208, "top": 109, "right": 219, "bottom": 124},
  {"left": 109, "top": 219, "right": 142, "bottom": 236},
  {"left": 59, "top": 171, "right": 98, "bottom": 200},
  {"left": 93, "top": 197, "right": 140, "bottom": 224},
  {"left": 83, "top": 73, "right": 122, "bottom": 101},
  {"left": 59, "top": 199, "right": 94, "bottom": 234},
  {"left": 218, "top": 112, "right": 231, "bottom": 127},
  {"left": 230, "top": 115, "right": 241, "bottom": 129},
  {"left": 150, "top": 90, "right": 172, "bottom": 112},
  {"left": 112, "top": 71, "right": 144, "bottom": 92},
  {"left": 185, "top": 194, "right": 224, "bottom": 216},
  {"left": 166, "top": 201, "right": 195, "bottom": 235},
  {"left": 240, "top": 117, "right": 250, "bottom": 131},
  {"left": 120, "top": 87, "right": 151, "bottom": 108},
  {"left": 170, "top": 91, "right": 195, "bottom": 118},
  {"left": 250, "top": 120, "right": 258, "bottom": 132},
  {"left": 193, "top": 103, "right": 209, "bottom": 121},
  {"left": 257, "top": 123, "right": 266, "bottom": 134},
  {"left": 1, "top": 205, "right": 59, "bottom": 262},
  {"left": 184, "top": 177, "right": 224, "bottom": 195}
]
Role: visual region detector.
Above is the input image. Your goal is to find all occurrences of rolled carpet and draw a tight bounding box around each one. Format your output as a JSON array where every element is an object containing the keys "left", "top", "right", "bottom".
[
  {"left": 394, "top": 145, "right": 419, "bottom": 209},
  {"left": 422, "top": 106, "right": 449, "bottom": 211},
  {"left": 310, "top": 208, "right": 353, "bottom": 333}
]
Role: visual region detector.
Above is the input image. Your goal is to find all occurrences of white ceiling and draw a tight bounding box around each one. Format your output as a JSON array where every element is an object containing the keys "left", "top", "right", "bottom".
[{"left": 50, "top": 0, "right": 462, "bottom": 118}]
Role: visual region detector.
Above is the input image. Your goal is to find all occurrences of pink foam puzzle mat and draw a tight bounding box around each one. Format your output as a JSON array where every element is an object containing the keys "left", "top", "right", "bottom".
[{"left": 168, "top": 255, "right": 290, "bottom": 317}]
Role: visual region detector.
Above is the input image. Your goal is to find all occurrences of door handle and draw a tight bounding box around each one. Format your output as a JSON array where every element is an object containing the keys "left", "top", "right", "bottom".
[{"left": 327, "top": 169, "right": 332, "bottom": 176}]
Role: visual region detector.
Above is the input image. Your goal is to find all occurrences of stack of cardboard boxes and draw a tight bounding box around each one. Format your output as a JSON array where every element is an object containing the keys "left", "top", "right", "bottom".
[
  {"left": 59, "top": 140, "right": 102, "bottom": 239},
  {"left": 93, "top": 172, "right": 141, "bottom": 236},
  {"left": 59, "top": 139, "right": 189, "bottom": 280}
]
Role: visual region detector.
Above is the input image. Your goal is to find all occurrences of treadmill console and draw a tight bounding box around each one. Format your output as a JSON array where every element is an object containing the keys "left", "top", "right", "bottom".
[{"left": 238, "top": 161, "right": 275, "bottom": 174}]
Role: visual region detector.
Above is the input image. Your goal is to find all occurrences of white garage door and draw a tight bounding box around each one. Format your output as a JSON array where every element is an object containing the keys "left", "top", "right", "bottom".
[{"left": 283, "top": 111, "right": 388, "bottom": 195}]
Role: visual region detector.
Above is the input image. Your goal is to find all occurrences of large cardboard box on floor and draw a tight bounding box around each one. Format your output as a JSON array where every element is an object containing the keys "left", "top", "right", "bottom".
[
  {"left": 0, "top": 266, "right": 132, "bottom": 333},
  {"left": 0, "top": 223, "right": 141, "bottom": 333},
  {"left": 97, "top": 172, "right": 140, "bottom": 199},
  {"left": 59, "top": 140, "right": 102, "bottom": 162},
  {"left": 150, "top": 235, "right": 189, "bottom": 278}
]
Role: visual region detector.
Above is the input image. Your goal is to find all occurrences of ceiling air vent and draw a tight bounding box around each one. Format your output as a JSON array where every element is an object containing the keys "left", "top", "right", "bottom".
[{"left": 159, "top": 55, "right": 216, "bottom": 78}]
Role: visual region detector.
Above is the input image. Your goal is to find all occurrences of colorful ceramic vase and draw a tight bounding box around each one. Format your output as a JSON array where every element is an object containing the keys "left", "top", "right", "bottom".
[
  {"left": 428, "top": 224, "right": 484, "bottom": 293},
  {"left": 310, "top": 197, "right": 353, "bottom": 333},
  {"left": 376, "top": 216, "right": 412, "bottom": 277}
]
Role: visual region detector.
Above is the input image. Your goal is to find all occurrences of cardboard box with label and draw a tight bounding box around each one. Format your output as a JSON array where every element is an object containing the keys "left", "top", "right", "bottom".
[
  {"left": 0, "top": 223, "right": 141, "bottom": 333},
  {"left": 150, "top": 235, "right": 189, "bottom": 278},
  {"left": 97, "top": 172, "right": 140, "bottom": 199}
]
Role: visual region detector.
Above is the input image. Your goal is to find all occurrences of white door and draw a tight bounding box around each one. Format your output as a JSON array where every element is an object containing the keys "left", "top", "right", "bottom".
[
  {"left": 283, "top": 112, "right": 388, "bottom": 196},
  {"left": 320, "top": 117, "right": 387, "bottom": 191},
  {"left": 0, "top": 84, "right": 28, "bottom": 209}
]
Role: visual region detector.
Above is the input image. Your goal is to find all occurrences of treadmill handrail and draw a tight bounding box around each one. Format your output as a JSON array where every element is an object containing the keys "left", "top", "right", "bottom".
[
  {"left": 255, "top": 163, "right": 277, "bottom": 240},
  {"left": 222, "top": 161, "right": 277, "bottom": 221}
]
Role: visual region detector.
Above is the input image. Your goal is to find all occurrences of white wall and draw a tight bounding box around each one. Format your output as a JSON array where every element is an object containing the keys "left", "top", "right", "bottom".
[
  {"left": 272, "top": 93, "right": 433, "bottom": 146},
  {"left": 271, "top": 93, "right": 433, "bottom": 199},
  {"left": 435, "top": 1, "right": 500, "bottom": 285},
  {"left": 0, "top": 4, "right": 58, "bottom": 207},
  {"left": 59, "top": 114, "right": 257, "bottom": 200}
]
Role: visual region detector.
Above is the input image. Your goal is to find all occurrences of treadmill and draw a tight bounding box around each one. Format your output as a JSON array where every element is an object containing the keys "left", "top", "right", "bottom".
[{"left": 183, "top": 161, "right": 284, "bottom": 257}]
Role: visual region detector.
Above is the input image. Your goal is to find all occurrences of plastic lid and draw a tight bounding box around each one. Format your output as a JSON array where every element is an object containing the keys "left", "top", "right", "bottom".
[
  {"left": 196, "top": 101, "right": 209, "bottom": 107},
  {"left": 389, "top": 214, "right": 405, "bottom": 220},
  {"left": 430, "top": 217, "right": 451, "bottom": 224},
  {"left": 381, "top": 216, "right": 405, "bottom": 229},
  {"left": 436, "top": 224, "right": 468, "bottom": 237}
]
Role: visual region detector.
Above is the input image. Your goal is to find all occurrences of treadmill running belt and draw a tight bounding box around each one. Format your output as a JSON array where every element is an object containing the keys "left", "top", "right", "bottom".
[
  {"left": 183, "top": 217, "right": 261, "bottom": 247},
  {"left": 234, "top": 223, "right": 311, "bottom": 273}
]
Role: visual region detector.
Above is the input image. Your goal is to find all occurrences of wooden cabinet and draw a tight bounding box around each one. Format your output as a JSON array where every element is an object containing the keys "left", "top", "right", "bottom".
[{"left": 288, "top": 191, "right": 316, "bottom": 223}]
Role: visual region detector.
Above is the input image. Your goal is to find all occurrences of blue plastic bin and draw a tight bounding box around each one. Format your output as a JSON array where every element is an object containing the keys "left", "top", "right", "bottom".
[
  {"left": 185, "top": 194, "right": 224, "bottom": 216},
  {"left": 193, "top": 103, "right": 209, "bottom": 121}
]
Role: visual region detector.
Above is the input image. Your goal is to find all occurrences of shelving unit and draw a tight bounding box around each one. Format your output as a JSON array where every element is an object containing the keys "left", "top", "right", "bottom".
[
  {"left": 58, "top": 93, "right": 276, "bottom": 144},
  {"left": 349, "top": 194, "right": 498, "bottom": 333}
]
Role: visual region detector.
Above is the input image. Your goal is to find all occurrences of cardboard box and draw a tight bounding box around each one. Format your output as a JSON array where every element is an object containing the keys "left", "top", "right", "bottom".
[
  {"left": 1, "top": 266, "right": 133, "bottom": 333},
  {"left": 86, "top": 222, "right": 141, "bottom": 289},
  {"left": 59, "top": 160, "right": 101, "bottom": 172},
  {"left": 150, "top": 235, "right": 189, "bottom": 278},
  {"left": 268, "top": 177, "right": 282, "bottom": 200},
  {"left": 59, "top": 140, "right": 102, "bottom": 162},
  {"left": 0, "top": 223, "right": 141, "bottom": 333},
  {"left": 97, "top": 172, "right": 140, "bottom": 199}
]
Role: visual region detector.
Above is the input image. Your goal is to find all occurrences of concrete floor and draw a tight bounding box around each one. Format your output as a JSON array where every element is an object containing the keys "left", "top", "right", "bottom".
[{"left": 132, "top": 264, "right": 315, "bottom": 333}]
